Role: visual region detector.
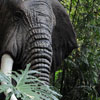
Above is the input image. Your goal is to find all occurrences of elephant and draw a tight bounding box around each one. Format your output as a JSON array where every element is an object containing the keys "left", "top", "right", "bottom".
[{"left": 0, "top": 0, "right": 77, "bottom": 99}]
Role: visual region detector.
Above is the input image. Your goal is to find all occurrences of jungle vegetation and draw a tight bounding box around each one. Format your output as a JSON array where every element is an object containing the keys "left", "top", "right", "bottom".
[
  {"left": 0, "top": 0, "right": 100, "bottom": 100},
  {"left": 51, "top": 0, "right": 100, "bottom": 100}
]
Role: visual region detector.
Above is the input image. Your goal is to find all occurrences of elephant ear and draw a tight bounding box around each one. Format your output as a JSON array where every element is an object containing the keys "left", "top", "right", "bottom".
[{"left": 51, "top": 0, "right": 78, "bottom": 67}]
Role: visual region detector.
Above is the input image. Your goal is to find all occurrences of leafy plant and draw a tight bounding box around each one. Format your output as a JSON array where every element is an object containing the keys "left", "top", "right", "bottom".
[{"left": 0, "top": 64, "right": 61, "bottom": 100}]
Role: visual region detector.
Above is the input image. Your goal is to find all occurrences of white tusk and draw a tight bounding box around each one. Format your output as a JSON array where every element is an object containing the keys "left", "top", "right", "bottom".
[
  {"left": 1, "top": 54, "right": 13, "bottom": 76},
  {"left": 1, "top": 54, "right": 18, "bottom": 100},
  {"left": 10, "top": 94, "right": 18, "bottom": 100}
]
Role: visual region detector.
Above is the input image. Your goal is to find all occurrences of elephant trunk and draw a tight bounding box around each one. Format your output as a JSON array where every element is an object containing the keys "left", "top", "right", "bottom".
[{"left": 23, "top": 26, "right": 53, "bottom": 84}]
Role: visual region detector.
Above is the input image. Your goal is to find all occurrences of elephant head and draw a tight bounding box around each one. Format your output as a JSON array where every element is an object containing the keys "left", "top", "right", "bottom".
[{"left": 0, "top": 0, "right": 77, "bottom": 99}]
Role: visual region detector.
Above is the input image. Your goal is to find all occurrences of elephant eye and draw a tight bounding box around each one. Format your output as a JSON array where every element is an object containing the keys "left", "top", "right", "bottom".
[{"left": 14, "top": 11, "right": 24, "bottom": 21}]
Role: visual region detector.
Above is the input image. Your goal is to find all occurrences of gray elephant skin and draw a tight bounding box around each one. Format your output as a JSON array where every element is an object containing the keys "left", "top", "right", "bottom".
[{"left": 0, "top": 0, "right": 77, "bottom": 99}]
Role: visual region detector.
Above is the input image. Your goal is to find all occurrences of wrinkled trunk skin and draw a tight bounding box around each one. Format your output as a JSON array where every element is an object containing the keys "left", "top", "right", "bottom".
[
  {"left": 22, "top": 27, "right": 53, "bottom": 84},
  {"left": 21, "top": 0, "right": 54, "bottom": 84}
]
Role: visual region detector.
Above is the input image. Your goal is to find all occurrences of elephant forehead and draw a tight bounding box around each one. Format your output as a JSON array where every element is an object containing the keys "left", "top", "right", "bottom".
[
  {"left": 23, "top": 0, "right": 52, "bottom": 13},
  {"left": 0, "top": 0, "right": 52, "bottom": 15},
  {"left": 22, "top": 0, "right": 53, "bottom": 23}
]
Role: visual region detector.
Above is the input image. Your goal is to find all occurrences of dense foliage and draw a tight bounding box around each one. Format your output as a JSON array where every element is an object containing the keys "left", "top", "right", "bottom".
[{"left": 52, "top": 0, "right": 100, "bottom": 100}]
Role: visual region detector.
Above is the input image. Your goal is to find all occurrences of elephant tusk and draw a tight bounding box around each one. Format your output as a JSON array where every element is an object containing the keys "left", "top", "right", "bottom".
[
  {"left": 1, "top": 54, "right": 18, "bottom": 100},
  {"left": 1, "top": 54, "right": 13, "bottom": 76},
  {"left": 10, "top": 94, "right": 18, "bottom": 100}
]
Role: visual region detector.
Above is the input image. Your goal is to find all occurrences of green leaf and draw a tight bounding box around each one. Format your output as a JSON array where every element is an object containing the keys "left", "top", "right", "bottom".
[{"left": 0, "top": 63, "right": 61, "bottom": 100}]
